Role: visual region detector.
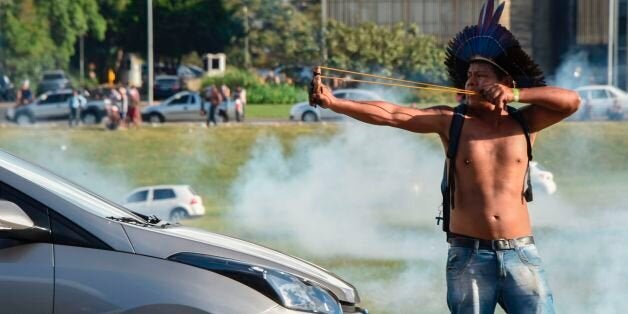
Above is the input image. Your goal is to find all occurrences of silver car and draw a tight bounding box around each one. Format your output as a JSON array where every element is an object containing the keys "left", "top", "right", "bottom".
[
  {"left": 574, "top": 85, "right": 628, "bottom": 120},
  {"left": 290, "top": 89, "right": 382, "bottom": 122},
  {"left": 0, "top": 150, "right": 367, "bottom": 314},
  {"left": 142, "top": 91, "right": 236, "bottom": 123},
  {"left": 6, "top": 89, "right": 106, "bottom": 125}
]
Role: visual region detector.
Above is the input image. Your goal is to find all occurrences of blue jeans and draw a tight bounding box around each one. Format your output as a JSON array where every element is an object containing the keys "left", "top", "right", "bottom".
[{"left": 446, "top": 242, "right": 555, "bottom": 314}]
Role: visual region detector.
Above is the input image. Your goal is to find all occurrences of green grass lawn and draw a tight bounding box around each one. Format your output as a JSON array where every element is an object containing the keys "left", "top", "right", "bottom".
[
  {"left": 245, "top": 104, "right": 293, "bottom": 119},
  {"left": 0, "top": 121, "right": 626, "bottom": 313}
]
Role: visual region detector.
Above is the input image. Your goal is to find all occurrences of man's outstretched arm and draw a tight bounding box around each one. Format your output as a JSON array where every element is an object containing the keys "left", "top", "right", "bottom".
[{"left": 312, "top": 85, "right": 452, "bottom": 134}]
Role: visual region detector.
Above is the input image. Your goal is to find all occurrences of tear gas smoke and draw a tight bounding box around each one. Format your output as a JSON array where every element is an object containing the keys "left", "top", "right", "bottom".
[{"left": 229, "top": 119, "right": 628, "bottom": 312}]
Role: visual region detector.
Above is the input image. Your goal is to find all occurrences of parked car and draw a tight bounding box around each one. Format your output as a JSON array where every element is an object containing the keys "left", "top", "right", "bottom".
[
  {"left": 154, "top": 75, "right": 183, "bottom": 99},
  {"left": 290, "top": 89, "right": 382, "bottom": 122},
  {"left": 142, "top": 91, "right": 236, "bottom": 123},
  {"left": 574, "top": 85, "right": 628, "bottom": 120},
  {"left": 38, "top": 70, "right": 72, "bottom": 95},
  {"left": 5, "top": 89, "right": 106, "bottom": 125},
  {"left": 530, "top": 161, "right": 556, "bottom": 195},
  {"left": 123, "top": 185, "right": 205, "bottom": 222},
  {"left": 0, "top": 150, "right": 367, "bottom": 313}
]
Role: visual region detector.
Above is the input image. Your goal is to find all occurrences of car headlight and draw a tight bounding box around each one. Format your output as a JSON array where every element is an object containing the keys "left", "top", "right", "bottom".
[
  {"left": 169, "top": 253, "right": 342, "bottom": 314},
  {"left": 264, "top": 268, "right": 341, "bottom": 313}
]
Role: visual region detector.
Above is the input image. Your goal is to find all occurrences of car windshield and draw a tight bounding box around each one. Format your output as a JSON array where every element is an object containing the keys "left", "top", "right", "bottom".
[
  {"left": 0, "top": 150, "right": 144, "bottom": 221},
  {"left": 43, "top": 73, "right": 64, "bottom": 80}
]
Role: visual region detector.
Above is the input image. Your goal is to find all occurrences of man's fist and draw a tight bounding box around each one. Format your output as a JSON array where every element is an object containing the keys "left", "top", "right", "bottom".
[
  {"left": 481, "top": 83, "right": 514, "bottom": 112},
  {"left": 309, "top": 83, "right": 335, "bottom": 108},
  {"left": 309, "top": 66, "right": 335, "bottom": 108}
]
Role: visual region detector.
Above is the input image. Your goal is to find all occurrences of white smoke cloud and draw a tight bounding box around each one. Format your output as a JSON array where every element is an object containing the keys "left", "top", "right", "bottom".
[
  {"left": 228, "top": 119, "right": 628, "bottom": 313},
  {"left": 229, "top": 122, "right": 445, "bottom": 259}
]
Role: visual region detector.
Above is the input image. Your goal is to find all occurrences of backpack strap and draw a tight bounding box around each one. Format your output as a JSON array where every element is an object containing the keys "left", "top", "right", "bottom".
[
  {"left": 506, "top": 106, "right": 534, "bottom": 202},
  {"left": 439, "top": 104, "right": 467, "bottom": 234}
]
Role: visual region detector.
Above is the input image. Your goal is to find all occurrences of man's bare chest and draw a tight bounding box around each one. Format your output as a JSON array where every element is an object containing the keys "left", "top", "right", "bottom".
[{"left": 455, "top": 118, "right": 529, "bottom": 170}]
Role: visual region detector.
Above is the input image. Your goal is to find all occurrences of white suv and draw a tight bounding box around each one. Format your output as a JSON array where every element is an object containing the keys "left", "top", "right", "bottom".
[{"left": 122, "top": 185, "right": 205, "bottom": 222}]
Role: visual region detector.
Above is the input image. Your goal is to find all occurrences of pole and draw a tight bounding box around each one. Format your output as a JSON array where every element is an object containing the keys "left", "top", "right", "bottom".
[
  {"left": 612, "top": 0, "right": 619, "bottom": 86},
  {"left": 148, "top": 0, "right": 154, "bottom": 106},
  {"left": 608, "top": 0, "right": 615, "bottom": 86},
  {"left": 243, "top": 6, "right": 251, "bottom": 68},
  {"left": 321, "top": 0, "right": 328, "bottom": 63},
  {"left": 79, "top": 35, "right": 84, "bottom": 87}
]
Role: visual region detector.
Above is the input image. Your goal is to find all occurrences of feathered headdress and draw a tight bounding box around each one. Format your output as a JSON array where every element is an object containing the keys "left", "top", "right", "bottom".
[{"left": 445, "top": 0, "right": 545, "bottom": 89}]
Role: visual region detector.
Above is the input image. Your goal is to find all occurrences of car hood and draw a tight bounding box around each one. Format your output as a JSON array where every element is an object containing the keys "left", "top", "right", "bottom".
[{"left": 122, "top": 224, "right": 359, "bottom": 304}]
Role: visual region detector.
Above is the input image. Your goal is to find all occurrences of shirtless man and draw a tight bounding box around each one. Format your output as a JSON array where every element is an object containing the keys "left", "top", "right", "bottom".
[{"left": 310, "top": 1, "right": 580, "bottom": 313}]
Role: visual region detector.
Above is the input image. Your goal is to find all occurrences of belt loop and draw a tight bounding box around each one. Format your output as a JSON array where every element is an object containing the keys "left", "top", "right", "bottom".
[{"left": 473, "top": 239, "right": 479, "bottom": 252}]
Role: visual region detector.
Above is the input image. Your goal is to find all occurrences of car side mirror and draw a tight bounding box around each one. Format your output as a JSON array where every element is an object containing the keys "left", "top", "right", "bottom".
[{"left": 0, "top": 200, "right": 34, "bottom": 230}]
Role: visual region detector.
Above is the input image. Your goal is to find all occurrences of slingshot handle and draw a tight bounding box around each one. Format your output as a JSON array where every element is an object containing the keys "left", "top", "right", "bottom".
[{"left": 309, "top": 66, "right": 323, "bottom": 107}]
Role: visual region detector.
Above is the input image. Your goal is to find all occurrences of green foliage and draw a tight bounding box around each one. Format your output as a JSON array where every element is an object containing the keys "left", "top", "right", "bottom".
[
  {"left": 116, "top": 0, "right": 238, "bottom": 60},
  {"left": 246, "top": 84, "right": 307, "bottom": 104},
  {"left": 326, "top": 21, "right": 449, "bottom": 98},
  {"left": 201, "top": 68, "right": 262, "bottom": 89},
  {"left": 0, "top": 0, "right": 106, "bottom": 80},
  {"left": 0, "top": 0, "right": 55, "bottom": 80},
  {"left": 201, "top": 68, "right": 306, "bottom": 104},
  {"left": 225, "top": 0, "right": 319, "bottom": 68}
]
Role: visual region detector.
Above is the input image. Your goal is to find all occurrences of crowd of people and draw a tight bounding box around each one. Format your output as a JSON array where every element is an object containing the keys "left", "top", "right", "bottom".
[
  {"left": 201, "top": 84, "right": 246, "bottom": 127},
  {"left": 8, "top": 77, "right": 248, "bottom": 129}
]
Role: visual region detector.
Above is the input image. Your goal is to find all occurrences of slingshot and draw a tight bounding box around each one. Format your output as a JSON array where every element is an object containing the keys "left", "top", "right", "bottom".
[{"left": 309, "top": 66, "right": 475, "bottom": 107}]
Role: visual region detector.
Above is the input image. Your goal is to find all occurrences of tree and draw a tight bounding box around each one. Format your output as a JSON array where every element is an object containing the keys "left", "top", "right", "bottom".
[
  {"left": 225, "top": 0, "right": 319, "bottom": 68},
  {"left": 326, "top": 21, "right": 447, "bottom": 84},
  {"left": 116, "top": 0, "right": 238, "bottom": 63},
  {"left": 0, "top": 0, "right": 106, "bottom": 82}
]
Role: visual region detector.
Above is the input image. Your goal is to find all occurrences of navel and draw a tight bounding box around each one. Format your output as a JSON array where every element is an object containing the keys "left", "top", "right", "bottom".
[
  {"left": 492, "top": 215, "right": 500, "bottom": 221},
  {"left": 464, "top": 159, "right": 471, "bottom": 165},
  {"left": 516, "top": 158, "right": 522, "bottom": 163}
]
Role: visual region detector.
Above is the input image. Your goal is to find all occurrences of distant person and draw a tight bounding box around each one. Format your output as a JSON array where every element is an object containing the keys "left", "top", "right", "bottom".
[
  {"left": 202, "top": 85, "right": 222, "bottom": 127},
  {"left": 68, "top": 89, "right": 87, "bottom": 127},
  {"left": 117, "top": 86, "right": 128, "bottom": 126},
  {"left": 219, "top": 84, "right": 231, "bottom": 122},
  {"left": 16, "top": 80, "right": 33, "bottom": 106},
  {"left": 127, "top": 85, "right": 142, "bottom": 128},
  {"left": 234, "top": 86, "right": 246, "bottom": 122}
]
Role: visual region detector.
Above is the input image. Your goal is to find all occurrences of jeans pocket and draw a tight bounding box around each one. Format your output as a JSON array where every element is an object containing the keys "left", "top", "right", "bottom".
[
  {"left": 446, "top": 247, "right": 474, "bottom": 276},
  {"left": 516, "top": 244, "right": 543, "bottom": 267}
]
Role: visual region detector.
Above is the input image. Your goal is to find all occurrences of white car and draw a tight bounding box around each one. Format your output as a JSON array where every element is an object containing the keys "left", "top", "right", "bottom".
[
  {"left": 123, "top": 185, "right": 205, "bottom": 222},
  {"left": 530, "top": 161, "right": 556, "bottom": 195},
  {"left": 574, "top": 85, "right": 628, "bottom": 120},
  {"left": 290, "top": 89, "right": 382, "bottom": 122}
]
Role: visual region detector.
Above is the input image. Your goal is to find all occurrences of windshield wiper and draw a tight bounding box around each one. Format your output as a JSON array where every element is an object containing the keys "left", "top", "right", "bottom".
[
  {"left": 107, "top": 215, "right": 175, "bottom": 228},
  {"left": 106, "top": 216, "right": 151, "bottom": 226}
]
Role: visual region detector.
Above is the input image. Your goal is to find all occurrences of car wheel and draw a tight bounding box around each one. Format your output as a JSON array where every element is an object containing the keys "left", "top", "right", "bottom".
[
  {"left": 82, "top": 111, "right": 99, "bottom": 124},
  {"left": 169, "top": 208, "right": 188, "bottom": 223},
  {"left": 149, "top": 113, "right": 164, "bottom": 124},
  {"left": 15, "top": 113, "right": 33, "bottom": 125},
  {"left": 302, "top": 111, "right": 318, "bottom": 122}
]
